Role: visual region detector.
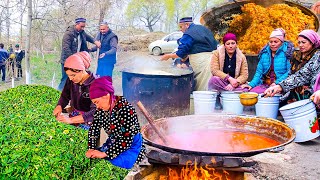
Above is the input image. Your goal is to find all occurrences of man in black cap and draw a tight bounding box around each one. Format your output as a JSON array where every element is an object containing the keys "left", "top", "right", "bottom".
[
  {"left": 58, "top": 17, "right": 101, "bottom": 91},
  {"left": 90, "top": 21, "right": 118, "bottom": 78},
  {"left": 161, "top": 17, "right": 218, "bottom": 91}
]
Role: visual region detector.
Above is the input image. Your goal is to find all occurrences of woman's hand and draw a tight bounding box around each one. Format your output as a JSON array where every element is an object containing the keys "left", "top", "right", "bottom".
[
  {"left": 310, "top": 90, "right": 320, "bottom": 104},
  {"left": 241, "top": 84, "right": 252, "bottom": 90},
  {"left": 86, "top": 149, "right": 107, "bottom": 159},
  {"left": 56, "top": 114, "right": 73, "bottom": 124},
  {"left": 228, "top": 77, "right": 239, "bottom": 88},
  {"left": 53, "top": 105, "right": 62, "bottom": 117},
  {"left": 225, "top": 84, "right": 234, "bottom": 91},
  {"left": 264, "top": 85, "right": 282, "bottom": 97}
]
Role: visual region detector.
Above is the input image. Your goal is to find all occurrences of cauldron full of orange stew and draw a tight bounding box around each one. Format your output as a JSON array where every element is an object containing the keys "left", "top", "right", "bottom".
[{"left": 141, "top": 114, "right": 295, "bottom": 157}]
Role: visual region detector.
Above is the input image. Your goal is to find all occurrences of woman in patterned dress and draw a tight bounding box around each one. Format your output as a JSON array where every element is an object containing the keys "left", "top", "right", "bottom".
[
  {"left": 85, "top": 76, "right": 145, "bottom": 169},
  {"left": 281, "top": 30, "right": 320, "bottom": 105}
]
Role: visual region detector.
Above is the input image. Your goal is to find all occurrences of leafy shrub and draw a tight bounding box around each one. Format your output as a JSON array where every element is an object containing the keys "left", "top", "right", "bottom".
[{"left": 0, "top": 85, "right": 129, "bottom": 179}]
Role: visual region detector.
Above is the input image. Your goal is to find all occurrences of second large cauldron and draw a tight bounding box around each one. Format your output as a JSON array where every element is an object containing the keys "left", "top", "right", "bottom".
[
  {"left": 122, "top": 68, "right": 193, "bottom": 125},
  {"left": 141, "top": 114, "right": 295, "bottom": 157}
]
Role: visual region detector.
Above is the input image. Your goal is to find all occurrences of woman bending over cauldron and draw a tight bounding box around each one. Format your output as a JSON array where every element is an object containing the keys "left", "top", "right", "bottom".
[
  {"left": 241, "top": 28, "right": 294, "bottom": 94},
  {"left": 264, "top": 30, "right": 320, "bottom": 101},
  {"left": 53, "top": 51, "right": 97, "bottom": 130},
  {"left": 280, "top": 30, "right": 320, "bottom": 105},
  {"left": 85, "top": 76, "right": 145, "bottom": 169},
  {"left": 208, "top": 33, "right": 249, "bottom": 91}
]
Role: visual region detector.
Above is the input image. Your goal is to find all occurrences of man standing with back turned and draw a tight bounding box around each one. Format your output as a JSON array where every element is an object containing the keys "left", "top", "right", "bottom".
[
  {"left": 58, "top": 17, "right": 101, "bottom": 91},
  {"left": 161, "top": 17, "right": 217, "bottom": 91}
]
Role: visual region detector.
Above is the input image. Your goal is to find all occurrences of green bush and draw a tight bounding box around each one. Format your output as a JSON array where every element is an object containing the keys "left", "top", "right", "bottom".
[{"left": 0, "top": 85, "right": 129, "bottom": 179}]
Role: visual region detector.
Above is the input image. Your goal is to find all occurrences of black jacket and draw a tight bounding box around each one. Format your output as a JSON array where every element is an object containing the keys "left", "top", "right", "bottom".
[{"left": 60, "top": 25, "right": 95, "bottom": 63}]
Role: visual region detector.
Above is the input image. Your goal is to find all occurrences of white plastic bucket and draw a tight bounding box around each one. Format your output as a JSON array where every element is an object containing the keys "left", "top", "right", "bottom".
[
  {"left": 221, "top": 91, "right": 243, "bottom": 115},
  {"left": 279, "top": 99, "right": 320, "bottom": 142},
  {"left": 255, "top": 94, "right": 281, "bottom": 119},
  {"left": 193, "top": 91, "right": 217, "bottom": 114}
]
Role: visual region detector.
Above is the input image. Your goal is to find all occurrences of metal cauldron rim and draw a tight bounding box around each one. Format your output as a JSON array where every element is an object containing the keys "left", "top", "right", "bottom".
[
  {"left": 121, "top": 69, "right": 193, "bottom": 77},
  {"left": 141, "top": 114, "right": 296, "bottom": 157}
]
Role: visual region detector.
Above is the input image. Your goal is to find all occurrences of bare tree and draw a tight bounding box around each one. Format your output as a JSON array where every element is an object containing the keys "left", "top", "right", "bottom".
[
  {"left": 126, "top": 0, "right": 165, "bottom": 32},
  {"left": 25, "top": 0, "right": 32, "bottom": 84}
]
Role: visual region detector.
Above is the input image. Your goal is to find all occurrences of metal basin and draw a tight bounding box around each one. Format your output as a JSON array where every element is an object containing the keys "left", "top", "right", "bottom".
[{"left": 141, "top": 114, "right": 295, "bottom": 157}]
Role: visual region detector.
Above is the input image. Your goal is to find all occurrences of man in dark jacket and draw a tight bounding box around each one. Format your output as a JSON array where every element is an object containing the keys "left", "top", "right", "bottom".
[
  {"left": 161, "top": 17, "right": 218, "bottom": 91},
  {"left": 58, "top": 17, "right": 101, "bottom": 91},
  {"left": 14, "top": 44, "right": 25, "bottom": 79},
  {"left": 90, "top": 21, "right": 118, "bottom": 77},
  {"left": 0, "top": 43, "right": 9, "bottom": 82}
]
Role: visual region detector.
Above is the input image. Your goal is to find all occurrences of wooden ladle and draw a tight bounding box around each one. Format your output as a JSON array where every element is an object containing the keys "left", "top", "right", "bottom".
[{"left": 137, "top": 101, "right": 170, "bottom": 146}]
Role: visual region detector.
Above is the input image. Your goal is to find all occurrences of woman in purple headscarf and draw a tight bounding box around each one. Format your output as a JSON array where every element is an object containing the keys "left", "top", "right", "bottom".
[{"left": 85, "top": 76, "right": 145, "bottom": 169}]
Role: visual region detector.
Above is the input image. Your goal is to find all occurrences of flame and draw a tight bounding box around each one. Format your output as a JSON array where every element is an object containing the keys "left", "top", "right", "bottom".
[{"left": 160, "top": 161, "right": 230, "bottom": 180}]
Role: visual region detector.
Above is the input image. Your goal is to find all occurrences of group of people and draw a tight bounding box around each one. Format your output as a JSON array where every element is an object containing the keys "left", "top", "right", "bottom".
[
  {"left": 58, "top": 18, "right": 118, "bottom": 91},
  {"left": 53, "top": 51, "right": 145, "bottom": 169},
  {"left": 0, "top": 43, "right": 25, "bottom": 82},
  {"left": 54, "top": 17, "right": 145, "bottom": 169},
  {"left": 162, "top": 16, "right": 320, "bottom": 110}
]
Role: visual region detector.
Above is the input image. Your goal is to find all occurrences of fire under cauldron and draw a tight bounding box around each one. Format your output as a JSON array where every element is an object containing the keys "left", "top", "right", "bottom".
[{"left": 122, "top": 60, "right": 194, "bottom": 125}]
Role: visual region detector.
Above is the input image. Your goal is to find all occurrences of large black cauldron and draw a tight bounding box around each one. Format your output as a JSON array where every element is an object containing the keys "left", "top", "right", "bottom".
[{"left": 122, "top": 69, "right": 193, "bottom": 125}]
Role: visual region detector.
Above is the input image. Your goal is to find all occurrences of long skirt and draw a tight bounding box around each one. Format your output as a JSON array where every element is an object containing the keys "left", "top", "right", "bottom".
[
  {"left": 250, "top": 84, "right": 270, "bottom": 94},
  {"left": 208, "top": 76, "right": 248, "bottom": 92}
]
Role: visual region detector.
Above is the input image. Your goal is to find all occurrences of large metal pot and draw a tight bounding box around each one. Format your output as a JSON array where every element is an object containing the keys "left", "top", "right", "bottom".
[
  {"left": 141, "top": 114, "right": 295, "bottom": 157},
  {"left": 200, "top": 0, "right": 319, "bottom": 35},
  {"left": 122, "top": 68, "right": 193, "bottom": 125}
]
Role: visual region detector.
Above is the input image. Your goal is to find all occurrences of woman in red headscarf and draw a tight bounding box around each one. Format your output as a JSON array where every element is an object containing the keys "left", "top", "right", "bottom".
[
  {"left": 53, "top": 51, "right": 97, "bottom": 130},
  {"left": 85, "top": 76, "right": 145, "bottom": 169},
  {"left": 208, "top": 33, "right": 249, "bottom": 92}
]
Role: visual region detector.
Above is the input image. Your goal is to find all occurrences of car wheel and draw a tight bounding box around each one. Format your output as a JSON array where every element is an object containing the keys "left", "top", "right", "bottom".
[{"left": 152, "top": 47, "right": 162, "bottom": 56}]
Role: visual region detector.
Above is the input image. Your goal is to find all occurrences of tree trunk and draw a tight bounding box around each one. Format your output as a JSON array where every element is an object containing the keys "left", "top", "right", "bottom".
[
  {"left": 147, "top": 24, "right": 154, "bottom": 32},
  {"left": 25, "top": 0, "right": 32, "bottom": 84}
]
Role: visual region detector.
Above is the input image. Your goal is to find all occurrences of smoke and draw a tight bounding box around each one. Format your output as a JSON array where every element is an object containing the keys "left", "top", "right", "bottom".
[{"left": 121, "top": 55, "right": 192, "bottom": 76}]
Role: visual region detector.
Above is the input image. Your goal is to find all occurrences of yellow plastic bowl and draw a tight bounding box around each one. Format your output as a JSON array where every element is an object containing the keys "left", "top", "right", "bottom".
[{"left": 239, "top": 92, "right": 259, "bottom": 106}]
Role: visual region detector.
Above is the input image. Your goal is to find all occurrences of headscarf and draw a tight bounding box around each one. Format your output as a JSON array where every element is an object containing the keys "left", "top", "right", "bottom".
[
  {"left": 64, "top": 51, "right": 91, "bottom": 71},
  {"left": 269, "top": 28, "right": 285, "bottom": 42},
  {"left": 298, "top": 29, "right": 320, "bottom": 49},
  {"left": 223, "top": 33, "right": 237, "bottom": 44},
  {"left": 89, "top": 76, "right": 115, "bottom": 101}
]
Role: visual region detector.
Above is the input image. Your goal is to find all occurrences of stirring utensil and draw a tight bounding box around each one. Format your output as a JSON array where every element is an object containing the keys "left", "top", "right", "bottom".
[{"left": 137, "top": 101, "right": 169, "bottom": 145}]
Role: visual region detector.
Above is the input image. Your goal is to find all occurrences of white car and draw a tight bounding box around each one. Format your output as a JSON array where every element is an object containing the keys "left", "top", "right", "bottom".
[{"left": 148, "top": 31, "right": 183, "bottom": 56}]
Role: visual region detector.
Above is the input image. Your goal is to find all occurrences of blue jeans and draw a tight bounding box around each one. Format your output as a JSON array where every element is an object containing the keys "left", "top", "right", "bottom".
[
  {"left": 0, "top": 65, "right": 5, "bottom": 81},
  {"left": 58, "top": 63, "right": 67, "bottom": 91}
]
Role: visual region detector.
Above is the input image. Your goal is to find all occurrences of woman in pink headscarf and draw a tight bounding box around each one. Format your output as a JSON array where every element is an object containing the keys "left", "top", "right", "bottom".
[
  {"left": 85, "top": 76, "right": 145, "bottom": 169},
  {"left": 53, "top": 51, "right": 97, "bottom": 130},
  {"left": 264, "top": 30, "right": 320, "bottom": 101},
  {"left": 279, "top": 29, "right": 320, "bottom": 104}
]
